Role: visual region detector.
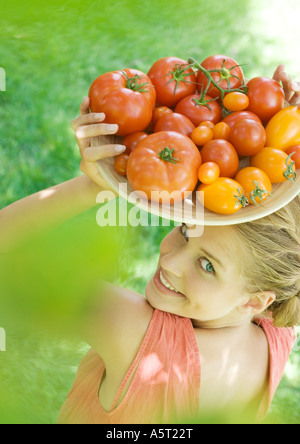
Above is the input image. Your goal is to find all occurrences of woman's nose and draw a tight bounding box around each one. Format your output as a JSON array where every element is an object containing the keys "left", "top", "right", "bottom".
[{"left": 160, "top": 250, "right": 185, "bottom": 278}]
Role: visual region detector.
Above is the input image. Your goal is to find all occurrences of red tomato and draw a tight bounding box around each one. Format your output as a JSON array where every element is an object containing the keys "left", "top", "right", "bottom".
[
  {"left": 246, "top": 77, "right": 285, "bottom": 125},
  {"left": 114, "top": 154, "right": 130, "bottom": 176},
  {"left": 126, "top": 131, "right": 202, "bottom": 203},
  {"left": 223, "top": 92, "right": 249, "bottom": 112},
  {"left": 122, "top": 132, "right": 148, "bottom": 155},
  {"left": 197, "top": 55, "right": 245, "bottom": 100},
  {"left": 148, "top": 57, "right": 197, "bottom": 107},
  {"left": 222, "top": 111, "right": 263, "bottom": 129},
  {"left": 152, "top": 106, "right": 173, "bottom": 125},
  {"left": 234, "top": 167, "right": 272, "bottom": 205},
  {"left": 250, "top": 147, "right": 296, "bottom": 183},
  {"left": 200, "top": 139, "right": 240, "bottom": 178},
  {"left": 285, "top": 146, "right": 300, "bottom": 169},
  {"left": 198, "top": 162, "right": 220, "bottom": 184},
  {"left": 154, "top": 113, "right": 195, "bottom": 137},
  {"left": 89, "top": 69, "right": 156, "bottom": 137},
  {"left": 175, "top": 94, "right": 222, "bottom": 126},
  {"left": 197, "top": 178, "right": 246, "bottom": 215},
  {"left": 229, "top": 119, "right": 266, "bottom": 156}
]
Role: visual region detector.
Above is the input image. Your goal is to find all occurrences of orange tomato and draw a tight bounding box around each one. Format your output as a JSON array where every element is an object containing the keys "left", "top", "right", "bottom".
[
  {"left": 250, "top": 147, "right": 296, "bottom": 183},
  {"left": 200, "top": 121, "right": 215, "bottom": 130},
  {"left": 155, "top": 113, "right": 195, "bottom": 137},
  {"left": 234, "top": 167, "right": 272, "bottom": 205},
  {"left": 122, "top": 132, "right": 148, "bottom": 155},
  {"left": 201, "top": 139, "right": 240, "bottom": 178},
  {"left": 213, "top": 122, "right": 231, "bottom": 140},
  {"left": 89, "top": 69, "right": 156, "bottom": 136},
  {"left": 222, "top": 111, "right": 263, "bottom": 129},
  {"left": 285, "top": 146, "right": 300, "bottom": 169},
  {"left": 148, "top": 57, "right": 197, "bottom": 107},
  {"left": 198, "top": 162, "right": 220, "bottom": 184},
  {"left": 223, "top": 92, "right": 249, "bottom": 112},
  {"left": 246, "top": 76, "right": 285, "bottom": 125},
  {"left": 265, "top": 106, "right": 300, "bottom": 151},
  {"left": 152, "top": 106, "right": 173, "bottom": 125},
  {"left": 127, "top": 131, "right": 202, "bottom": 203},
  {"left": 175, "top": 93, "right": 223, "bottom": 126},
  {"left": 197, "top": 178, "right": 247, "bottom": 215},
  {"left": 191, "top": 125, "right": 213, "bottom": 146},
  {"left": 114, "top": 154, "right": 130, "bottom": 176},
  {"left": 229, "top": 119, "right": 266, "bottom": 156}
]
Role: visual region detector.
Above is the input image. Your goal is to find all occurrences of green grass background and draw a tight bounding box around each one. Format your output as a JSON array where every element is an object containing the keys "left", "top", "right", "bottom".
[{"left": 0, "top": 0, "right": 299, "bottom": 424}]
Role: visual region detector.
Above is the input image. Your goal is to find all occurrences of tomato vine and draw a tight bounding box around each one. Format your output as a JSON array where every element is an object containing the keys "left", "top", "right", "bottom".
[{"left": 188, "top": 57, "right": 248, "bottom": 116}]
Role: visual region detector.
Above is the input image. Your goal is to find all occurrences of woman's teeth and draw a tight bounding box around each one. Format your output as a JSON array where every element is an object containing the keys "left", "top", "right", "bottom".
[{"left": 160, "top": 271, "right": 180, "bottom": 293}]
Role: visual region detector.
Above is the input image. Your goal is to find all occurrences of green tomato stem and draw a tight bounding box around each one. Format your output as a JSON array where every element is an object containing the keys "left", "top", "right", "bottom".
[
  {"left": 284, "top": 152, "right": 297, "bottom": 182},
  {"left": 250, "top": 181, "right": 272, "bottom": 206},
  {"left": 158, "top": 147, "right": 181, "bottom": 164},
  {"left": 188, "top": 57, "right": 248, "bottom": 115}
]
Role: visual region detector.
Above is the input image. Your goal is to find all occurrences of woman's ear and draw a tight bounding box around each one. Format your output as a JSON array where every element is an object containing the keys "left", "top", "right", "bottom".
[{"left": 239, "top": 291, "right": 276, "bottom": 316}]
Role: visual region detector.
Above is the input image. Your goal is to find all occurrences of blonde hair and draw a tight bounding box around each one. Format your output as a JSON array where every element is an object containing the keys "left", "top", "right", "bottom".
[{"left": 234, "top": 195, "right": 300, "bottom": 328}]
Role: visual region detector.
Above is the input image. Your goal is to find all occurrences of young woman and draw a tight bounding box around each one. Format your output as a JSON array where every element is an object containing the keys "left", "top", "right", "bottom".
[{"left": 0, "top": 66, "right": 299, "bottom": 424}]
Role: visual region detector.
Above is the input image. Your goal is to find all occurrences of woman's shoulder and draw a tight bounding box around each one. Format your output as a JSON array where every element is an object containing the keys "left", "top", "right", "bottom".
[
  {"left": 193, "top": 322, "right": 270, "bottom": 414},
  {"left": 82, "top": 281, "right": 154, "bottom": 371}
]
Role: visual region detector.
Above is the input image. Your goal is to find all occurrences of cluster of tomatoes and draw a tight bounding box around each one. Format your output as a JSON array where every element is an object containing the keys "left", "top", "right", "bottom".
[{"left": 89, "top": 55, "right": 300, "bottom": 215}]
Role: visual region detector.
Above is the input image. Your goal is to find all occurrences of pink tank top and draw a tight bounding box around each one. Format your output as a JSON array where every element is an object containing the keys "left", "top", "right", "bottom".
[{"left": 57, "top": 310, "right": 296, "bottom": 424}]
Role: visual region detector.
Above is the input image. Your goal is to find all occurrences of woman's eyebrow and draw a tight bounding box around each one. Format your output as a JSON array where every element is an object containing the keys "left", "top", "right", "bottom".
[
  {"left": 201, "top": 248, "right": 225, "bottom": 270},
  {"left": 184, "top": 224, "right": 226, "bottom": 271}
]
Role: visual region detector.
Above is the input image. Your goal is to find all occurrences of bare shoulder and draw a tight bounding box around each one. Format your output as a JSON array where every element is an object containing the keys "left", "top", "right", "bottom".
[
  {"left": 100, "top": 280, "right": 154, "bottom": 331},
  {"left": 82, "top": 280, "right": 154, "bottom": 366},
  {"left": 194, "top": 322, "right": 270, "bottom": 414}
]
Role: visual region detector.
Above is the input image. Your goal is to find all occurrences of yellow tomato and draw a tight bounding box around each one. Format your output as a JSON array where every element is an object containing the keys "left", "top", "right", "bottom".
[
  {"left": 197, "top": 178, "right": 247, "bottom": 215},
  {"left": 265, "top": 106, "right": 300, "bottom": 151},
  {"left": 250, "top": 147, "right": 296, "bottom": 183}
]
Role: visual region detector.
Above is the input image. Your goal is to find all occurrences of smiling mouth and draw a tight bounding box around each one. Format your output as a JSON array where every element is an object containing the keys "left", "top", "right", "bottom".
[
  {"left": 159, "top": 271, "right": 181, "bottom": 293},
  {"left": 154, "top": 267, "right": 186, "bottom": 298}
]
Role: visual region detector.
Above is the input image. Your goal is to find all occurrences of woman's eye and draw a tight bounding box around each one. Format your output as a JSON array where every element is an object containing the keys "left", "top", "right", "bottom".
[
  {"left": 199, "top": 258, "right": 215, "bottom": 274},
  {"left": 181, "top": 224, "right": 189, "bottom": 240},
  {"left": 181, "top": 225, "right": 215, "bottom": 275}
]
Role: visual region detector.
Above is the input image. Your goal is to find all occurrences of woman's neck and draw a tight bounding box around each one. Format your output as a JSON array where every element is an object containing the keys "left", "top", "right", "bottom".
[{"left": 191, "top": 313, "right": 254, "bottom": 330}]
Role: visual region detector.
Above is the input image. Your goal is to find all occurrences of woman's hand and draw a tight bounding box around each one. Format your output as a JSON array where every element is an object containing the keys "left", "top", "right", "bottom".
[
  {"left": 71, "top": 97, "right": 126, "bottom": 188},
  {"left": 273, "top": 65, "right": 300, "bottom": 105}
]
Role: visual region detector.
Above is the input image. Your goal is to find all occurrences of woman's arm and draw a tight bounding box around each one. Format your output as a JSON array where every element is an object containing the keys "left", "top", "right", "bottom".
[
  {"left": 0, "top": 175, "right": 108, "bottom": 252},
  {"left": 0, "top": 98, "right": 126, "bottom": 252}
]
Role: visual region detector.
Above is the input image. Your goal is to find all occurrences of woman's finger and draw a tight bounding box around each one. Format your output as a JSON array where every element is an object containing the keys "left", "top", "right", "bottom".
[
  {"left": 83, "top": 145, "right": 126, "bottom": 162},
  {"left": 290, "top": 89, "right": 300, "bottom": 105},
  {"left": 75, "top": 123, "right": 119, "bottom": 139},
  {"left": 79, "top": 96, "right": 90, "bottom": 116},
  {"left": 273, "top": 64, "right": 285, "bottom": 83},
  {"left": 278, "top": 71, "right": 295, "bottom": 101},
  {"left": 71, "top": 112, "right": 105, "bottom": 131}
]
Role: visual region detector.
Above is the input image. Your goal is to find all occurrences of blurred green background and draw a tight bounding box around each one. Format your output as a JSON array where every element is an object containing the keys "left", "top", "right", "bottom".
[{"left": 0, "top": 0, "right": 299, "bottom": 424}]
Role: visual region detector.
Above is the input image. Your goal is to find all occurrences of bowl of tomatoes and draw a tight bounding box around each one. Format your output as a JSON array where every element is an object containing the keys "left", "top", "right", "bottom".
[{"left": 91, "top": 55, "right": 300, "bottom": 226}]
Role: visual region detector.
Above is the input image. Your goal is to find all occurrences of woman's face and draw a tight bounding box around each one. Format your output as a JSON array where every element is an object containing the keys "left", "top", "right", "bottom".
[{"left": 145, "top": 223, "right": 251, "bottom": 328}]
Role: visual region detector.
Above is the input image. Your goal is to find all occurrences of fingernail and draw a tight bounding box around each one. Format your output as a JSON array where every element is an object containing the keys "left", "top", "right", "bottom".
[
  {"left": 115, "top": 145, "right": 126, "bottom": 152},
  {"left": 104, "top": 124, "right": 118, "bottom": 132},
  {"left": 291, "top": 82, "right": 300, "bottom": 91},
  {"left": 95, "top": 113, "right": 105, "bottom": 119}
]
